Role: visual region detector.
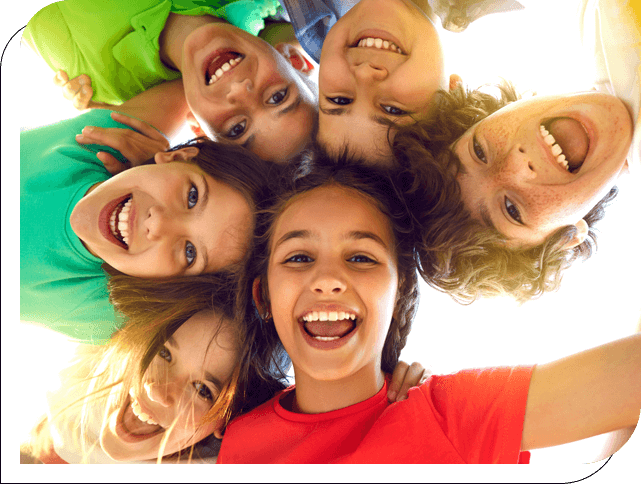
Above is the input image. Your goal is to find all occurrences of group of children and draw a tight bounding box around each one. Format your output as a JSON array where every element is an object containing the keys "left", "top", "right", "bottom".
[{"left": 19, "top": 0, "right": 640, "bottom": 465}]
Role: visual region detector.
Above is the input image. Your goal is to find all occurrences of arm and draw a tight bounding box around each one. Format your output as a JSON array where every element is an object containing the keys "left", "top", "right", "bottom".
[{"left": 521, "top": 333, "right": 641, "bottom": 451}]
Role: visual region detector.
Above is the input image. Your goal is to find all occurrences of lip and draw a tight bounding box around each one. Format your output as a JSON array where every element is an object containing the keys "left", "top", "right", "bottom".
[
  {"left": 114, "top": 394, "right": 165, "bottom": 444},
  {"left": 298, "top": 304, "right": 360, "bottom": 350},
  {"left": 99, "top": 194, "right": 131, "bottom": 250},
  {"left": 352, "top": 29, "right": 406, "bottom": 55},
  {"left": 202, "top": 48, "right": 242, "bottom": 86}
]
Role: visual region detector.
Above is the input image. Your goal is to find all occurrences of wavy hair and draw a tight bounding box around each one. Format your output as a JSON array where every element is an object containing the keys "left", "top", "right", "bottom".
[{"left": 393, "top": 82, "right": 619, "bottom": 303}]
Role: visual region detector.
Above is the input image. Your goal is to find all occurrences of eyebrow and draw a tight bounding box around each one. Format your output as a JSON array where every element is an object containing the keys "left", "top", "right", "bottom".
[
  {"left": 479, "top": 202, "right": 498, "bottom": 232},
  {"left": 273, "top": 229, "right": 389, "bottom": 250},
  {"left": 320, "top": 106, "right": 347, "bottom": 116},
  {"left": 276, "top": 93, "right": 302, "bottom": 118},
  {"left": 204, "top": 371, "right": 223, "bottom": 391},
  {"left": 196, "top": 173, "right": 210, "bottom": 274},
  {"left": 167, "top": 335, "right": 180, "bottom": 350}
]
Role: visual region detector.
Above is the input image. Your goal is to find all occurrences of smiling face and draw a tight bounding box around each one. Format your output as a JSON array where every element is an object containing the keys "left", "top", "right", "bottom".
[
  {"left": 454, "top": 92, "right": 633, "bottom": 247},
  {"left": 100, "top": 310, "right": 240, "bottom": 461},
  {"left": 317, "top": 0, "right": 445, "bottom": 164},
  {"left": 181, "top": 23, "right": 317, "bottom": 163},
  {"left": 265, "top": 184, "right": 398, "bottom": 384},
  {"left": 69, "top": 149, "right": 253, "bottom": 277}
]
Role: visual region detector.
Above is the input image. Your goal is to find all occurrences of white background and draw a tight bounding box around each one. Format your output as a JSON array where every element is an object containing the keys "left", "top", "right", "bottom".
[{"left": 3, "top": 0, "right": 640, "bottom": 480}]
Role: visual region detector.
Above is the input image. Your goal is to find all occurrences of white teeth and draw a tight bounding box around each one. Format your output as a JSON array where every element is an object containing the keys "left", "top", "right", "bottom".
[
  {"left": 302, "top": 311, "right": 357, "bottom": 322},
  {"left": 130, "top": 397, "right": 159, "bottom": 426},
  {"left": 207, "top": 55, "right": 244, "bottom": 85},
  {"left": 357, "top": 37, "right": 402, "bottom": 54},
  {"left": 110, "top": 198, "right": 132, "bottom": 246},
  {"left": 313, "top": 336, "right": 340, "bottom": 341},
  {"left": 540, "top": 125, "right": 570, "bottom": 171}
]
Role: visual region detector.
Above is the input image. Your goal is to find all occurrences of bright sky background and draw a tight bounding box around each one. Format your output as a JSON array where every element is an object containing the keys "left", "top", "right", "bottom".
[{"left": 3, "top": 0, "right": 640, "bottom": 476}]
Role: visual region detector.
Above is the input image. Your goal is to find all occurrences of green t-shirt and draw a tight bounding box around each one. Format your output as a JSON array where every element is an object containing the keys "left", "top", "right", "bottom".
[
  {"left": 23, "top": 0, "right": 283, "bottom": 104},
  {"left": 20, "top": 110, "right": 138, "bottom": 344}
]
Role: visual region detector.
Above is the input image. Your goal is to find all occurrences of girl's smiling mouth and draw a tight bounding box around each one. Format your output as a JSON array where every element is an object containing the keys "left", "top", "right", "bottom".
[
  {"left": 203, "top": 50, "right": 245, "bottom": 85},
  {"left": 298, "top": 307, "right": 360, "bottom": 349},
  {"left": 114, "top": 392, "right": 165, "bottom": 444},
  {"left": 99, "top": 194, "right": 132, "bottom": 250}
]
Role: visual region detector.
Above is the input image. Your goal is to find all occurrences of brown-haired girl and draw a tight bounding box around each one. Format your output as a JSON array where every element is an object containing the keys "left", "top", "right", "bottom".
[
  {"left": 216, "top": 154, "right": 640, "bottom": 463},
  {"left": 21, "top": 108, "right": 280, "bottom": 344}
]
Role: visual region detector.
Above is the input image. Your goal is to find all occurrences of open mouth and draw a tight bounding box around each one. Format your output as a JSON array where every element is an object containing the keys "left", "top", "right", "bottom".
[
  {"left": 540, "top": 117, "right": 590, "bottom": 174},
  {"left": 109, "top": 195, "right": 132, "bottom": 248},
  {"left": 204, "top": 51, "right": 244, "bottom": 85},
  {"left": 351, "top": 30, "right": 405, "bottom": 55},
  {"left": 116, "top": 392, "right": 164, "bottom": 443},
  {"left": 299, "top": 311, "right": 359, "bottom": 348}
]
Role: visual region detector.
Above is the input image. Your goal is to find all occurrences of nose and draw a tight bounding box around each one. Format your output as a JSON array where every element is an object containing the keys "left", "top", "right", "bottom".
[
  {"left": 144, "top": 380, "right": 176, "bottom": 408},
  {"left": 352, "top": 62, "right": 388, "bottom": 82},
  {"left": 145, "top": 205, "right": 182, "bottom": 241},
  {"left": 311, "top": 263, "right": 347, "bottom": 295},
  {"left": 226, "top": 78, "right": 255, "bottom": 105},
  {"left": 499, "top": 145, "right": 537, "bottom": 181}
]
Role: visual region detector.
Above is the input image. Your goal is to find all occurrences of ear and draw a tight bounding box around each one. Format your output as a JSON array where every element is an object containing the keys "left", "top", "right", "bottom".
[
  {"left": 185, "top": 111, "right": 208, "bottom": 138},
  {"left": 274, "top": 42, "right": 315, "bottom": 74},
  {"left": 213, "top": 421, "right": 224, "bottom": 440},
  {"left": 153, "top": 146, "right": 200, "bottom": 164},
  {"left": 561, "top": 219, "right": 589, "bottom": 250},
  {"left": 252, "top": 278, "right": 269, "bottom": 317},
  {"left": 449, "top": 74, "right": 463, "bottom": 91}
]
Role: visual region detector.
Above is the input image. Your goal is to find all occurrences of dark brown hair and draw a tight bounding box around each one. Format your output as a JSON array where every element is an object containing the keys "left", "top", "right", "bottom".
[{"left": 241, "top": 150, "right": 420, "bottom": 377}]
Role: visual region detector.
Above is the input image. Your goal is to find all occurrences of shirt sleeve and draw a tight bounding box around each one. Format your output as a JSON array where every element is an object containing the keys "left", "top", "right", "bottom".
[{"left": 423, "top": 366, "right": 534, "bottom": 463}]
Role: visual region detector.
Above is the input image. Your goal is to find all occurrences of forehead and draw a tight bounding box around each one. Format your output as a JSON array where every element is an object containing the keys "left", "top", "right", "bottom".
[{"left": 273, "top": 184, "right": 393, "bottom": 241}]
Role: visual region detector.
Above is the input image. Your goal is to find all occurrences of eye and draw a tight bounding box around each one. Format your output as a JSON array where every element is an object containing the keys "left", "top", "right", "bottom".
[
  {"left": 348, "top": 254, "right": 376, "bottom": 264},
  {"left": 226, "top": 120, "right": 247, "bottom": 139},
  {"left": 185, "top": 241, "right": 197, "bottom": 266},
  {"left": 504, "top": 197, "right": 523, "bottom": 224},
  {"left": 327, "top": 96, "right": 352, "bottom": 105},
  {"left": 159, "top": 346, "right": 172, "bottom": 362},
  {"left": 284, "top": 253, "right": 313, "bottom": 264},
  {"left": 193, "top": 382, "right": 214, "bottom": 401},
  {"left": 382, "top": 105, "right": 408, "bottom": 116},
  {"left": 268, "top": 88, "right": 288, "bottom": 105},
  {"left": 188, "top": 184, "right": 198, "bottom": 209},
  {"left": 473, "top": 135, "right": 487, "bottom": 164}
]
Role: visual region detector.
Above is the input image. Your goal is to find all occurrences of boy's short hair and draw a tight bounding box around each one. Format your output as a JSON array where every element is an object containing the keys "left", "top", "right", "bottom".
[{"left": 393, "top": 82, "right": 618, "bottom": 303}]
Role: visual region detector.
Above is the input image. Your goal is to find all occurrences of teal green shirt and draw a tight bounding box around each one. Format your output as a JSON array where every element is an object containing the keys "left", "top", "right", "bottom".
[
  {"left": 23, "top": 0, "right": 283, "bottom": 104},
  {"left": 20, "top": 110, "right": 136, "bottom": 344}
]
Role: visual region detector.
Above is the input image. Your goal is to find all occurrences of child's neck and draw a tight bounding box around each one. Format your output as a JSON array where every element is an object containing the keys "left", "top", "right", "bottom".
[
  {"left": 289, "top": 363, "right": 386, "bottom": 414},
  {"left": 159, "top": 13, "right": 227, "bottom": 72}
]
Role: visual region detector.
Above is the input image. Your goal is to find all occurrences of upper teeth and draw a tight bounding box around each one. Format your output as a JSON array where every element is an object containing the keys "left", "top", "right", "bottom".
[
  {"left": 129, "top": 390, "right": 159, "bottom": 426},
  {"left": 302, "top": 311, "right": 357, "bottom": 322},
  {"left": 357, "top": 37, "right": 402, "bottom": 54},
  {"left": 540, "top": 125, "right": 569, "bottom": 170},
  {"left": 208, "top": 55, "right": 243, "bottom": 85},
  {"left": 109, "top": 198, "right": 132, "bottom": 247}
]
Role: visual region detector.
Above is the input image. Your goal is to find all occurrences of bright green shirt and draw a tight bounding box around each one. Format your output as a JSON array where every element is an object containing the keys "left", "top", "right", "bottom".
[
  {"left": 23, "top": 0, "right": 283, "bottom": 104},
  {"left": 20, "top": 110, "right": 136, "bottom": 344}
]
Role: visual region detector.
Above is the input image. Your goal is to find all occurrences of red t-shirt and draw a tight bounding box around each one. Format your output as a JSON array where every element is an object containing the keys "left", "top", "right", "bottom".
[{"left": 218, "top": 366, "right": 534, "bottom": 463}]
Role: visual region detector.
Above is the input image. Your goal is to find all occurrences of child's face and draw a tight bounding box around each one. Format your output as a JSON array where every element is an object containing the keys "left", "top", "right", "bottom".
[
  {"left": 181, "top": 24, "right": 317, "bottom": 163},
  {"left": 100, "top": 310, "right": 240, "bottom": 461},
  {"left": 265, "top": 185, "right": 399, "bottom": 383},
  {"left": 70, "top": 148, "right": 253, "bottom": 277},
  {"left": 453, "top": 92, "right": 633, "bottom": 247},
  {"left": 317, "top": 0, "right": 445, "bottom": 164}
]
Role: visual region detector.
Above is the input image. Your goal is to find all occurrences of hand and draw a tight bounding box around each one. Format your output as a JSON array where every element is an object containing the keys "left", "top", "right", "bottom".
[
  {"left": 75, "top": 112, "right": 170, "bottom": 175},
  {"left": 387, "top": 360, "right": 432, "bottom": 402},
  {"left": 53, "top": 70, "right": 113, "bottom": 110}
]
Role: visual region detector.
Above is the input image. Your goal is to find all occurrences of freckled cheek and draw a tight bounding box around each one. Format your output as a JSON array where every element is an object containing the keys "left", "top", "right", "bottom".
[{"left": 523, "top": 189, "right": 581, "bottom": 227}]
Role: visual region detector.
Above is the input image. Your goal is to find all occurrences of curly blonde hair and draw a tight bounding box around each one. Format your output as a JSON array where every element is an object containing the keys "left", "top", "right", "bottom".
[{"left": 393, "top": 82, "right": 618, "bottom": 303}]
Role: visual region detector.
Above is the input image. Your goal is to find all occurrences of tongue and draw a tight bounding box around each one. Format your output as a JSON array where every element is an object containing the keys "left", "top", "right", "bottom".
[
  {"left": 305, "top": 320, "right": 354, "bottom": 338},
  {"left": 547, "top": 118, "right": 589, "bottom": 171},
  {"left": 122, "top": 403, "right": 162, "bottom": 436},
  {"left": 207, "top": 52, "right": 239, "bottom": 79}
]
